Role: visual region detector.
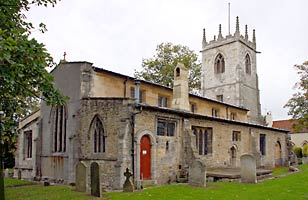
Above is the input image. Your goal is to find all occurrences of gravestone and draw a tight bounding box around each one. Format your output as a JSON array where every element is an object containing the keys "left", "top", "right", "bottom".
[
  {"left": 302, "top": 157, "right": 308, "bottom": 164},
  {"left": 4, "top": 169, "right": 9, "bottom": 178},
  {"left": 17, "top": 170, "right": 21, "bottom": 179},
  {"left": 188, "top": 160, "right": 206, "bottom": 187},
  {"left": 90, "top": 162, "right": 100, "bottom": 197},
  {"left": 240, "top": 154, "right": 257, "bottom": 183},
  {"left": 76, "top": 162, "right": 86, "bottom": 192},
  {"left": 123, "top": 168, "right": 134, "bottom": 192}
]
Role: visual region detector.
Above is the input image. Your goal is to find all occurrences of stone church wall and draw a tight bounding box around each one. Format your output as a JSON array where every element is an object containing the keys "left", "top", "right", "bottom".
[
  {"left": 134, "top": 106, "right": 288, "bottom": 185},
  {"left": 189, "top": 117, "right": 288, "bottom": 168},
  {"left": 78, "top": 98, "right": 135, "bottom": 190},
  {"left": 134, "top": 110, "right": 183, "bottom": 185},
  {"left": 39, "top": 62, "right": 87, "bottom": 184},
  {"left": 14, "top": 112, "right": 40, "bottom": 180}
]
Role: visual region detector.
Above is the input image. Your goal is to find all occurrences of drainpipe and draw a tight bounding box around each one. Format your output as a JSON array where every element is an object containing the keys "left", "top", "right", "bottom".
[
  {"left": 123, "top": 78, "right": 128, "bottom": 98},
  {"left": 134, "top": 80, "right": 141, "bottom": 104},
  {"left": 226, "top": 106, "right": 229, "bottom": 119},
  {"left": 131, "top": 80, "right": 142, "bottom": 184},
  {"left": 131, "top": 114, "right": 135, "bottom": 182}
]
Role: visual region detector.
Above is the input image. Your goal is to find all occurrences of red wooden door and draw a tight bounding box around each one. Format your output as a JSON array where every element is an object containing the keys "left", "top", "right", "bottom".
[{"left": 140, "top": 135, "right": 151, "bottom": 179}]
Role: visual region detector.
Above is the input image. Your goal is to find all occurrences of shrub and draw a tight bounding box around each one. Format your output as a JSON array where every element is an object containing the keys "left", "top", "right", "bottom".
[
  {"left": 293, "top": 146, "right": 303, "bottom": 158},
  {"left": 302, "top": 144, "right": 308, "bottom": 157}
]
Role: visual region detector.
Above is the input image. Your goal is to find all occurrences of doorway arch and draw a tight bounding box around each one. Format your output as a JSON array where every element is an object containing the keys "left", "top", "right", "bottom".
[
  {"left": 275, "top": 141, "right": 282, "bottom": 166},
  {"left": 140, "top": 135, "right": 151, "bottom": 180},
  {"left": 230, "top": 146, "right": 237, "bottom": 167}
]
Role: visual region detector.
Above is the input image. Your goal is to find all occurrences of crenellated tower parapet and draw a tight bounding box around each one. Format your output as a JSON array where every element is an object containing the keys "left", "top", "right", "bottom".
[{"left": 202, "top": 16, "right": 257, "bottom": 53}]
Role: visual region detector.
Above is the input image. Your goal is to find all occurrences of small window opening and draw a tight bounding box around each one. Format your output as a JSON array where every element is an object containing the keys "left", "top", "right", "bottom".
[{"left": 176, "top": 67, "right": 180, "bottom": 77}]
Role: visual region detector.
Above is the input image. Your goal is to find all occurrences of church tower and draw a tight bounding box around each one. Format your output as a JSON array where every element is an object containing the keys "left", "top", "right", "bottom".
[{"left": 201, "top": 17, "right": 262, "bottom": 124}]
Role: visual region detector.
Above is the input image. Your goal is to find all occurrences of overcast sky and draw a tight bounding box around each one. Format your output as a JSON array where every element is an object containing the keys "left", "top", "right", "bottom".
[{"left": 27, "top": 0, "right": 308, "bottom": 120}]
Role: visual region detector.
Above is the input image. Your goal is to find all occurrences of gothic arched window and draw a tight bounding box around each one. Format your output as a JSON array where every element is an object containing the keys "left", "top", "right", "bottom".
[
  {"left": 245, "top": 54, "right": 251, "bottom": 74},
  {"left": 214, "top": 54, "right": 225, "bottom": 74},
  {"left": 53, "top": 105, "right": 67, "bottom": 152},
  {"left": 91, "top": 116, "right": 106, "bottom": 153}
]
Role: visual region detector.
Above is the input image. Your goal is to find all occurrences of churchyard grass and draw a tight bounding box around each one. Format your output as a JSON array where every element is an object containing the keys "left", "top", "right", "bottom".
[
  {"left": 4, "top": 177, "right": 33, "bottom": 187},
  {"left": 272, "top": 166, "right": 289, "bottom": 176},
  {"left": 5, "top": 164, "right": 308, "bottom": 200},
  {"left": 108, "top": 164, "right": 308, "bottom": 200},
  {"left": 5, "top": 183, "right": 97, "bottom": 200}
]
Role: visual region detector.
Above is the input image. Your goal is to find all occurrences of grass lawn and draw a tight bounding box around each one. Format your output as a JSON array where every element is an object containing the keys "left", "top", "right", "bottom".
[
  {"left": 4, "top": 164, "right": 308, "bottom": 200},
  {"left": 272, "top": 166, "right": 289, "bottom": 177},
  {"left": 4, "top": 177, "right": 34, "bottom": 187}
]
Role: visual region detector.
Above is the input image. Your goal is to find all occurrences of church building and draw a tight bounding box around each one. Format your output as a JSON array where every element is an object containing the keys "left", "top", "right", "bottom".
[{"left": 14, "top": 17, "right": 290, "bottom": 196}]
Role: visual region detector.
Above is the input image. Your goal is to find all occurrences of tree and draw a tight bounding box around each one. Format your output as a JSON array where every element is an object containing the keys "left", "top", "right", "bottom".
[
  {"left": 303, "top": 144, "right": 308, "bottom": 157},
  {"left": 293, "top": 146, "right": 303, "bottom": 158},
  {"left": 0, "top": 0, "right": 67, "bottom": 140},
  {"left": 134, "top": 42, "right": 201, "bottom": 93},
  {"left": 284, "top": 61, "right": 308, "bottom": 132},
  {"left": 0, "top": 1, "right": 66, "bottom": 197}
]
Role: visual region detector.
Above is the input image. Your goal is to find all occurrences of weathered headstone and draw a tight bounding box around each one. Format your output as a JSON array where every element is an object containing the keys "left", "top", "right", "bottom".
[
  {"left": 188, "top": 159, "right": 206, "bottom": 187},
  {"left": 17, "top": 170, "right": 21, "bottom": 179},
  {"left": 4, "top": 169, "right": 9, "bottom": 178},
  {"left": 240, "top": 154, "right": 257, "bottom": 183},
  {"left": 76, "top": 162, "right": 87, "bottom": 192},
  {"left": 90, "top": 162, "right": 100, "bottom": 197},
  {"left": 302, "top": 157, "right": 308, "bottom": 164},
  {"left": 123, "top": 168, "right": 134, "bottom": 192}
]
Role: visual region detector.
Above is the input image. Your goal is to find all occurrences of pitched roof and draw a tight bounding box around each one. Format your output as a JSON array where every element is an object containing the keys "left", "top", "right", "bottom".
[
  {"left": 272, "top": 119, "right": 308, "bottom": 133},
  {"left": 92, "top": 66, "right": 249, "bottom": 111}
]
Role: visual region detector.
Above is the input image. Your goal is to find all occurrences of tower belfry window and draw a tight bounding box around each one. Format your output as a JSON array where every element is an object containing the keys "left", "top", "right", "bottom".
[
  {"left": 214, "top": 54, "right": 225, "bottom": 74},
  {"left": 245, "top": 54, "right": 251, "bottom": 74}
]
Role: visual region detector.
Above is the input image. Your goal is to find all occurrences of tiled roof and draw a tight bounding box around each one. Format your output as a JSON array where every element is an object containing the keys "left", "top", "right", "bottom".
[{"left": 272, "top": 119, "right": 308, "bottom": 133}]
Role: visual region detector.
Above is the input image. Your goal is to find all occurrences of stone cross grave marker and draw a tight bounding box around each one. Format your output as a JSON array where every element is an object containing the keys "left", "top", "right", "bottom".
[
  {"left": 123, "top": 168, "right": 134, "bottom": 192},
  {"left": 240, "top": 154, "right": 257, "bottom": 183}
]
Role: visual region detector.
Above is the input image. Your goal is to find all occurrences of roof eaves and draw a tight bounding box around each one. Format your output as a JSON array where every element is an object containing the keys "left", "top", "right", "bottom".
[{"left": 137, "top": 103, "right": 288, "bottom": 133}]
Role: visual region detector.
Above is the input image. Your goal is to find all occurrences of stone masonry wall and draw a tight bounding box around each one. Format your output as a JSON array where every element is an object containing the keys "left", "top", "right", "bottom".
[
  {"left": 135, "top": 106, "right": 288, "bottom": 184},
  {"left": 134, "top": 110, "right": 183, "bottom": 185},
  {"left": 78, "top": 98, "right": 134, "bottom": 190},
  {"left": 188, "top": 117, "right": 288, "bottom": 168},
  {"left": 14, "top": 118, "right": 39, "bottom": 180}
]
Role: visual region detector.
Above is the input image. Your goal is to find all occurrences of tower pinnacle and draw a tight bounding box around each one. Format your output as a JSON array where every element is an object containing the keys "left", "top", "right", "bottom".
[
  {"left": 218, "top": 24, "right": 223, "bottom": 40},
  {"left": 245, "top": 25, "right": 248, "bottom": 40},
  {"left": 252, "top": 29, "right": 256, "bottom": 44},
  {"left": 202, "top": 28, "right": 207, "bottom": 48},
  {"left": 235, "top": 16, "right": 240, "bottom": 36}
]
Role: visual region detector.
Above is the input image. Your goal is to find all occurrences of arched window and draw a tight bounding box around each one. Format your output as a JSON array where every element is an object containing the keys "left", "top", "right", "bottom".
[
  {"left": 198, "top": 130, "right": 203, "bottom": 155},
  {"left": 91, "top": 116, "right": 106, "bottom": 153},
  {"left": 176, "top": 67, "right": 180, "bottom": 77},
  {"left": 53, "top": 105, "right": 67, "bottom": 152},
  {"left": 214, "top": 54, "right": 225, "bottom": 74},
  {"left": 245, "top": 54, "right": 251, "bottom": 74}
]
